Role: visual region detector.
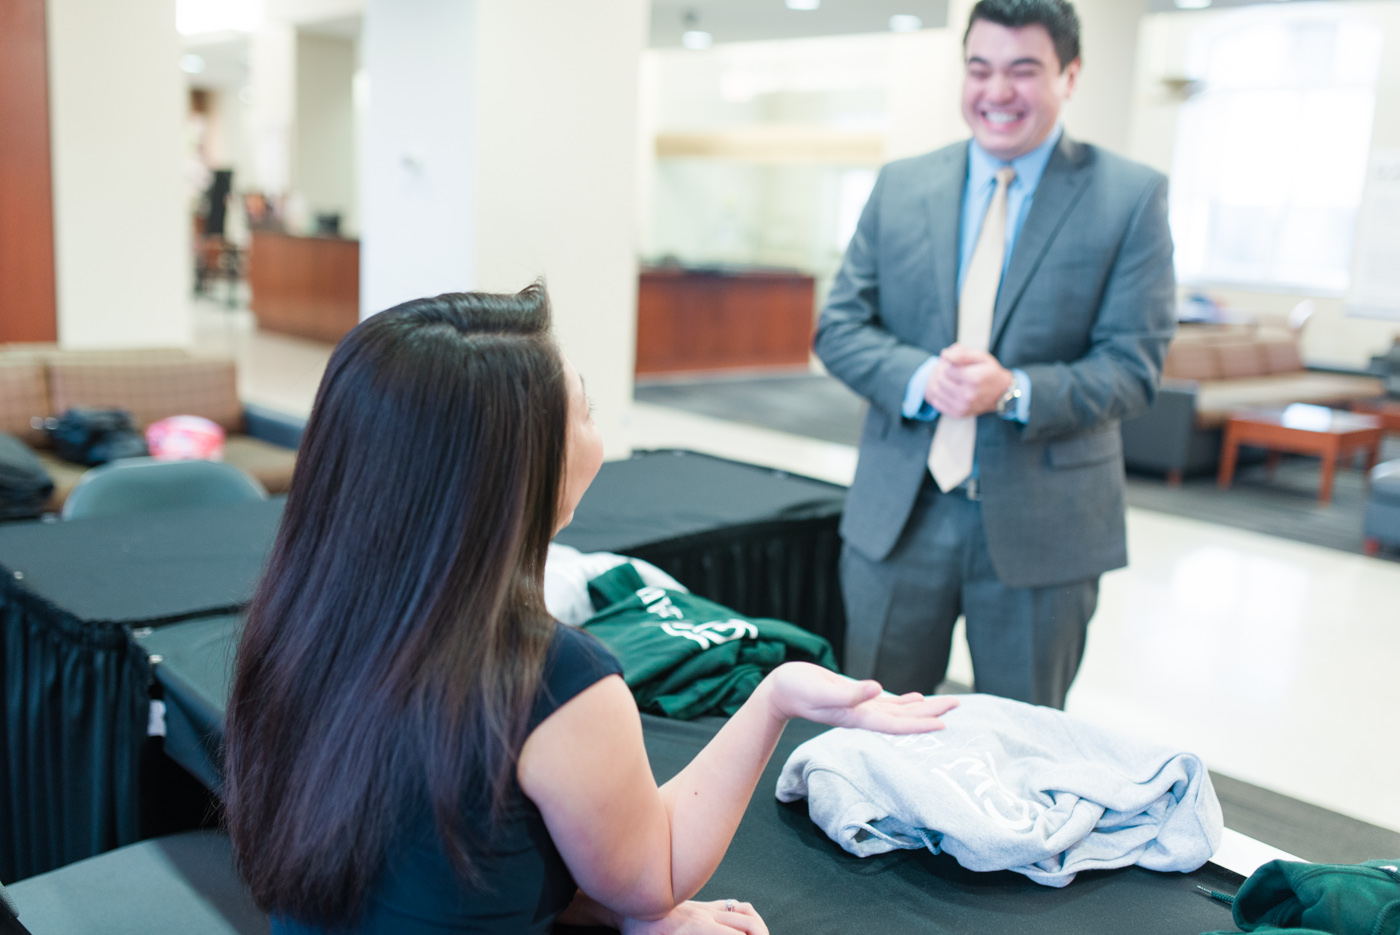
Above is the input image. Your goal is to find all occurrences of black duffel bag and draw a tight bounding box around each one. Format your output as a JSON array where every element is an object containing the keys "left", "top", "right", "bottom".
[
  {"left": 0, "top": 433, "right": 55, "bottom": 520},
  {"left": 39, "top": 408, "right": 149, "bottom": 466}
]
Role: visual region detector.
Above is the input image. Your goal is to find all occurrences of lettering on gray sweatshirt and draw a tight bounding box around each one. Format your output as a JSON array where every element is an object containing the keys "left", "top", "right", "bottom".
[{"left": 775, "top": 694, "right": 1222, "bottom": 887}]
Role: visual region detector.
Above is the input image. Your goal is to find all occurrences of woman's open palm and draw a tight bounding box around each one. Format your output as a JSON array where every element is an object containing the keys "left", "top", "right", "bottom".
[{"left": 769, "top": 662, "right": 959, "bottom": 733}]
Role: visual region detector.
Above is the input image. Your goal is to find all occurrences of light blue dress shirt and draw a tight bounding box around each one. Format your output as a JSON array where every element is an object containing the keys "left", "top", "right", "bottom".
[{"left": 901, "top": 123, "right": 1065, "bottom": 423}]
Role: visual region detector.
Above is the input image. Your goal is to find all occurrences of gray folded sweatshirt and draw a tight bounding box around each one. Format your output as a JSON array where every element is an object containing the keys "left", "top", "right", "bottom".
[{"left": 775, "top": 694, "right": 1222, "bottom": 887}]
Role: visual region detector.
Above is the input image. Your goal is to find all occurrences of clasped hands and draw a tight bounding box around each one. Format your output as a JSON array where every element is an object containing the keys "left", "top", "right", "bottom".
[{"left": 923, "top": 343, "right": 1014, "bottom": 419}]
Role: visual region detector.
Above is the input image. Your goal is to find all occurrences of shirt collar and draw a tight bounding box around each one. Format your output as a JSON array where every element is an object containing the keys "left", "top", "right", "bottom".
[{"left": 967, "top": 122, "right": 1064, "bottom": 196}]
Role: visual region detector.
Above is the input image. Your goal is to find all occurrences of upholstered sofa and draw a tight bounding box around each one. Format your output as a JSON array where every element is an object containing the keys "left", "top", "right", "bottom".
[
  {"left": 1121, "top": 326, "right": 1384, "bottom": 483},
  {"left": 0, "top": 344, "right": 302, "bottom": 513}
]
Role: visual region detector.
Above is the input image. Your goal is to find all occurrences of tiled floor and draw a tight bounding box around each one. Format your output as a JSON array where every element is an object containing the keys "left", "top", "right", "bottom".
[{"left": 199, "top": 304, "right": 1400, "bottom": 836}]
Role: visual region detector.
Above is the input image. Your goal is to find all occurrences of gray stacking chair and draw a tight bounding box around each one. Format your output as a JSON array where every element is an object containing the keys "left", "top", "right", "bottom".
[
  {"left": 62, "top": 458, "right": 267, "bottom": 520},
  {"left": 2, "top": 831, "right": 267, "bottom": 935}
]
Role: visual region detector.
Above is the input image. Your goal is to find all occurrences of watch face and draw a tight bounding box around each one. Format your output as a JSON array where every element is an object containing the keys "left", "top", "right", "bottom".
[{"left": 997, "top": 384, "right": 1018, "bottom": 416}]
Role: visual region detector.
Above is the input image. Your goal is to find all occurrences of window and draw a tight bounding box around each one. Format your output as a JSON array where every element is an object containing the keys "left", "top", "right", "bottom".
[{"left": 1170, "top": 11, "right": 1383, "bottom": 293}]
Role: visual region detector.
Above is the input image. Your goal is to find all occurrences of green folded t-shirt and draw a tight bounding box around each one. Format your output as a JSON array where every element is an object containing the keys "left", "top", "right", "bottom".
[{"left": 581, "top": 563, "right": 839, "bottom": 720}]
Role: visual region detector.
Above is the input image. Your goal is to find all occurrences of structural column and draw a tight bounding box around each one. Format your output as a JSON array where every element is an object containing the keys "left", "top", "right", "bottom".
[
  {"left": 47, "top": 0, "right": 189, "bottom": 347},
  {"left": 361, "top": 0, "right": 647, "bottom": 456}
]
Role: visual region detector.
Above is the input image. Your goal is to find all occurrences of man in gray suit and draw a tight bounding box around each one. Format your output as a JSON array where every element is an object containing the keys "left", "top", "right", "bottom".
[{"left": 815, "top": 0, "right": 1175, "bottom": 709}]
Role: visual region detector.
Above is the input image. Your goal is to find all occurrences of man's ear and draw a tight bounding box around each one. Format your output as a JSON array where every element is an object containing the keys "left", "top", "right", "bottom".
[{"left": 1061, "top": 57, "right": 1082, "bottom": 100}]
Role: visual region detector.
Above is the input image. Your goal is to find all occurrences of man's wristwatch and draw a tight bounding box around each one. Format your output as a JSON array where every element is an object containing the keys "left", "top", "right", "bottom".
[{"left": 994, "top": 377, "right": 1022, "bottom": 419}]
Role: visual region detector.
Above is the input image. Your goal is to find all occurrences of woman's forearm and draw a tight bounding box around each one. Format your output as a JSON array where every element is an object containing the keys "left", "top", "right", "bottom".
[
  {"left": 656, "top": 676, "right": 788, "bottom": 903},
  {"left": 521, "top": 662, "right": 952, "bottom": 923}
]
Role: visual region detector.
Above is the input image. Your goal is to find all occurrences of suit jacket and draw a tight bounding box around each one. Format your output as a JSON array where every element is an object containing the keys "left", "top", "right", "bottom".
[{"left": 814, "top": 134, "right": 1176, "bottom": 589}]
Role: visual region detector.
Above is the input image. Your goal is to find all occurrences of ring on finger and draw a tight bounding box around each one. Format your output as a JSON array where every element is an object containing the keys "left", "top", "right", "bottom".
[{"left": 725, "top": 899, "right": 736, "bottom": 912}]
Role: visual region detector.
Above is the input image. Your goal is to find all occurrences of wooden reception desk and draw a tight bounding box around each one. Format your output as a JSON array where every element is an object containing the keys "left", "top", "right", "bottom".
[
  {"left": 248, "top": 231, "right": 359, "bottom": 344},
  {"left": 636, "top": 266, "right": 816, "bottom": 375}
]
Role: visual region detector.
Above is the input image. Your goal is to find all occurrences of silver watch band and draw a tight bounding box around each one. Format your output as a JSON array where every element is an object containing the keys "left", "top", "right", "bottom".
[{"left": 995, "top": 378, "right": 1022, "bottom": 418}]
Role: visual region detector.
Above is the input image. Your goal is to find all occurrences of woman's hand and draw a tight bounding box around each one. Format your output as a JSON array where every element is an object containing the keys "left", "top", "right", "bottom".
[
  {"left": 621, "top": 900, "right": 768, "bottom": 935},
  {"left": 766, "top": 662, "right": 958, "bottom": 733}
]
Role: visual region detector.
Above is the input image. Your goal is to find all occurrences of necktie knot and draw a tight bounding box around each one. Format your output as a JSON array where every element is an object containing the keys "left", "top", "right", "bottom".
[{"left": 995, "top": 166, "right": 1016, "bottom": 190}]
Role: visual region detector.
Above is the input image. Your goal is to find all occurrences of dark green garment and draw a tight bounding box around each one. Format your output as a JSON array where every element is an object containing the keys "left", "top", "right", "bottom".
[
  {"left": 581, "top": 564, "right": 839, "bottom": 719},
  {"left": 1203, "top": 859, "right": 1400, "bottom": 935}
]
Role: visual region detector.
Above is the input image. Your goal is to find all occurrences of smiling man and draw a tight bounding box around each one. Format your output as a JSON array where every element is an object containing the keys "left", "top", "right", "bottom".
[{"left": 814, "top": 0, "right": 1175, "bottom": 709}]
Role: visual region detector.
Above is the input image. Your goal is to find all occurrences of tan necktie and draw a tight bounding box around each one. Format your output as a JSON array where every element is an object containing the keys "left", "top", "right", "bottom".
[{"left": 928, "top": 166, "right": 1016, "bottom": 493}]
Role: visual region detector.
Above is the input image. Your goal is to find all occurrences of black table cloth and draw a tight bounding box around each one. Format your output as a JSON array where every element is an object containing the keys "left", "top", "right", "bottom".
[
  {"left": 0, "top": 450, "right": 845, "bottom": 881},
  {"left": 0, "top": 498, "right": 284, "bottom": 625},
  {"left": 137, "top": 615, "right": 242, "bottom": 794},
  {"left": 138, "top": 614, "right": 1243, "bottom": 935}
]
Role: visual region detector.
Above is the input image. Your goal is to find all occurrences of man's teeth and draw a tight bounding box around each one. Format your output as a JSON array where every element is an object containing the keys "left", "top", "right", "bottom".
[{"left": 984, "top": 112, "right": 1020, "bottom": 124}]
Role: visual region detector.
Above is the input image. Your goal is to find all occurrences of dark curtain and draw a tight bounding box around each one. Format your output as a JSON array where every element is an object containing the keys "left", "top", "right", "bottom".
[
  {"left": 627, "top": 514, "right": 846, "bottom": 665},
  {"left": 0, "top": 573, "right": 151, "bottom": 882}
]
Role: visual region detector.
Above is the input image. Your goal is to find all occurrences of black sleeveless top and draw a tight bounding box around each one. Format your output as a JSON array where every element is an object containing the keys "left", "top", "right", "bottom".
[{"left": 272, "top": 623, "right": 623, "bottom": 935}]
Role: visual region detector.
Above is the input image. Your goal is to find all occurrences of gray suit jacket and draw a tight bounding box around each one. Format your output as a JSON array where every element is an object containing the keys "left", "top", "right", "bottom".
[{"left": 814, "top": 135, "right": 1176, "bottom": 589}]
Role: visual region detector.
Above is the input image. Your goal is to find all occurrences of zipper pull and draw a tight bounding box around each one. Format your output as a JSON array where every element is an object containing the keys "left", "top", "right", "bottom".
[{"left": 1196, "top": 884, "right": 1236, "bottom": 906}]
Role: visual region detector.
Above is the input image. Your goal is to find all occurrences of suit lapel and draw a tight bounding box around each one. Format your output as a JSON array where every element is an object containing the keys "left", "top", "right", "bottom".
[
  {"left": 989, "top": 135, "right": 1092, "bottom": 352},
  {"left": 923, "top": 144, "right": 967, "bottom": 351}
]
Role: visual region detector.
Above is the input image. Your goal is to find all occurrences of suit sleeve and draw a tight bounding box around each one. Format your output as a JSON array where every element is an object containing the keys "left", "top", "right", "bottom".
[
  {"left": 814, "top": 168, "right": 936, "bottom": 419},
  {"left": 1018, "top": 174, "right": 1176, "bottom": 443}
]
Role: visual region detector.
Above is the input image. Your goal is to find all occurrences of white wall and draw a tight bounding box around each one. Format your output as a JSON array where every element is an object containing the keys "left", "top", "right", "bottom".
[
  {"left": 360, "top": 0, "right": 477, "bottom": 314},
  {"left": 1127, "top": 2, "right": 1400, "bottom": 367},
  {"left": 294, "top": 32, "right": 357, "bottom": 234},
  {"left": 360, "top": 0, "right": 645, "bottom": 456},
  {"left": 473, "top": 0, "right": 647, "bottom": 458},
  {"left": 248, "top": 21, "right": 297, "bottom": 197},
  {"left": 47, "top": 0, "right": 191, "bottom": 348},
  {"left": 885, "top": 28, "right": 965, "bottom": 160},
  {"left": 1061, "top": 0, "right": 1149, "bottom": 155}
]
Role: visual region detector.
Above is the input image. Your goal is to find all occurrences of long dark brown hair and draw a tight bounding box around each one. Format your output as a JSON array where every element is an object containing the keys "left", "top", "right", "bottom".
[{"left": 223, "top": 284, "right": 566, "bottom": 925}]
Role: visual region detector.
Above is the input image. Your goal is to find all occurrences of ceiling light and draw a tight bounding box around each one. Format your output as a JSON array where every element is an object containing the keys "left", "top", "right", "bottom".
[
  {"left": 889, "top": 14, "right": 923, "bottom": 33},
  {"left": 180, "top": 53, "right": 207, "bottom": 74},
  {"left": 1173, "top": 0, "right": 1211, "bottom": 7},
  {"left": 682, "top": 30, "right": 713, "bottom": 50},
  {"left": 786, "top": 0, "right": 821, "bottom": 10}
]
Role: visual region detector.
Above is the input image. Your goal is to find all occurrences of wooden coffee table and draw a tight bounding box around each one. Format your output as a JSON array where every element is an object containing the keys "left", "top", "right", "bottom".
[
  {"left": 1350, "top": 397, "right": 1400, "bottom": 434},
  {"left": 1217, "top": 406, "right": 1383, "bottom": 504}
]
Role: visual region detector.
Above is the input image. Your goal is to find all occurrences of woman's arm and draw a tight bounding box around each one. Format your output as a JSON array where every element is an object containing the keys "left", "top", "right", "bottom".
[{"left": 517, "top": 662, "right": 956, "bottom": 922}]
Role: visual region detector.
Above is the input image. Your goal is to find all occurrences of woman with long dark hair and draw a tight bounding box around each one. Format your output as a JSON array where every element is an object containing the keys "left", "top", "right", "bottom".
[{"left": 224, "top": 284, "right": 957, "bottom": 934}]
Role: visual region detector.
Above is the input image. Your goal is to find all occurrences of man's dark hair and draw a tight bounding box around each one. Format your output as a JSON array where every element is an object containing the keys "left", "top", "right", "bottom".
[{"left": 965, "top": 0, "right": 1082, "bottom": 71}]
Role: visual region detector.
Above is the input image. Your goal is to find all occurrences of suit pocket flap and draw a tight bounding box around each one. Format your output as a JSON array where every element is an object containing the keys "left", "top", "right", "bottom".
[{"left": 1047, "top": 429, "right": 1122, "bottom": 468}]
